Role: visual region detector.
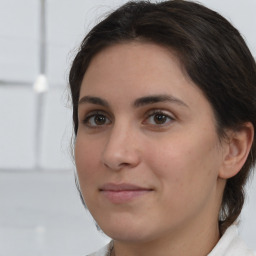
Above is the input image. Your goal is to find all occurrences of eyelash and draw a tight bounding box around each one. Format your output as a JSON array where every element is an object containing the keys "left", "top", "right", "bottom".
[
  {"left": 82, "top": 111, "right": 111, "bottom": 128},
  {"left": 143, "top": 110, "right": 175, "bottom": 127},
  {"left": 82, "top": 109, "right": 175, "bottom": 129}
]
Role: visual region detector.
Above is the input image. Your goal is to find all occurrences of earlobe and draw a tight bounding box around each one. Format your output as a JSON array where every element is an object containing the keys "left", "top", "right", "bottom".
[{"left": 218, "top": 122, "right": 254, "bottom": 179}]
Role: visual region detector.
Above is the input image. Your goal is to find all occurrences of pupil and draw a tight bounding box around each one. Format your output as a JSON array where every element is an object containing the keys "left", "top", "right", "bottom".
[
  {"left": 95, "top": 115, "right": 105, "bottom": 125},
  {"left": 154, "top": 114, "right": 166, "bottom": 124}
]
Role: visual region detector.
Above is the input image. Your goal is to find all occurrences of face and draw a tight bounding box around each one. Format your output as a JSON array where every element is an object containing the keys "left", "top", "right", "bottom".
[{"left": 75, "top": 42, "right": 226, "bottom": 243}]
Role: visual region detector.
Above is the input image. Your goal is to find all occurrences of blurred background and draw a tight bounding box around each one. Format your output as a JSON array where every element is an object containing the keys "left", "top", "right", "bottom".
[{"left": 0, "top": 0, "right": 255, "bottom": 255}]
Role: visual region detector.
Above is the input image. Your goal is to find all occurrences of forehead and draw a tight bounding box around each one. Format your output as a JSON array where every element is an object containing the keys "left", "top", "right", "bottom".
[
  {"left": 81, "top": 42, "right": 190, "bottom": 94},
  {"left": 80, "top": 42, "right": 208, "bottom": 109}
]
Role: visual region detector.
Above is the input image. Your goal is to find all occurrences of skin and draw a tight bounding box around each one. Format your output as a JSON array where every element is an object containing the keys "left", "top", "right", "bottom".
[{"left": 75, "top": 42, "right": 252, "bottom": 256}]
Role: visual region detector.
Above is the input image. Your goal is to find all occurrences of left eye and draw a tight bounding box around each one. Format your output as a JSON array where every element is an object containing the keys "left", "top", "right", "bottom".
[
  {"left": 83, "top": 113, "right": 111, "bottom": 127},
  {"left": 144, "top": 112, "right": 174, "bottom": 126}
]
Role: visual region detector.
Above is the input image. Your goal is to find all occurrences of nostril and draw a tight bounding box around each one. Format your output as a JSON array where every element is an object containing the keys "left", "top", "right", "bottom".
[
  {"left": 103, "top": 161, "right": 131, "bottom": 170},
  {"left": 101, "top": 134, "right": 141, "bottom": 170},
  {"left": 121, "top": 162, "right": 130, "bottom": 167}
]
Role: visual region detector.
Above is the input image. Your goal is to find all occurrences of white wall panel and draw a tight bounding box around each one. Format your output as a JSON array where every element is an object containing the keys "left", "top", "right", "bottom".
[
  {"left": 0, "top": 0, "right": 39, "bottom": 39},
  {"left": 241, "top": 176, "right": 256, "bottom": 251},
  {"left": 0, "top": 38, "right": 39, "bottom": 82},
  {"left": 0, "top": 0, "right": 39, "bottom": 82},
  {"left": 39, "top": 87, "right": 73, "bottom": 170},
  {"left": 46, "top": 44, "right": 71, "bottom": 86},
  {"left": 46, "top": 0, "right": 128, "bottom": 85},
  {"left": 0, "top": 171, "right": 110, "bottom": 256},
  {"left": 0, "top": 86, "right": 36, "bottom": 169}
]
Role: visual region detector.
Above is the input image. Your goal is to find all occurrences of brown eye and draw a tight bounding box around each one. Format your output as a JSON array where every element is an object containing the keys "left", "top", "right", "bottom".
[
  {"left": 143, "top": 110, "right": 174, "bottom": 126},
  {"left": 84, "top": 113, "right": 111, "bottom": 127},
  {"left": 154, "top": 114, "right": 168, "bottom": 124},
  {"left": 94, "top": 115, "right": 107, "bottom": 125}
]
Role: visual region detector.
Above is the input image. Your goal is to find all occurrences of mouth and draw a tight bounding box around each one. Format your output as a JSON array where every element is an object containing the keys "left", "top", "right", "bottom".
[{"left": 99, "top": 183, "right": 153, "bottom": 204}]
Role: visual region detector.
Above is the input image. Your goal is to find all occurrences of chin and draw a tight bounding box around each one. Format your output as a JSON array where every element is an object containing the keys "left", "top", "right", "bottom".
[
  {"left": 98, "top": 219, "right": 159, "bottom": 244},
  {"left": 105, "top": 229, "right": 149, "bottom": 243},
  {"left": 97, "top": 218, "right": 139, "bottom": 239}
]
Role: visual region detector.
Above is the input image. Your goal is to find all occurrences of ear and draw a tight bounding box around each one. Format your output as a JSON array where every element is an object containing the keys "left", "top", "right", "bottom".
[{"left": 218, "top": 122, "right": 254, "bottom": 179}]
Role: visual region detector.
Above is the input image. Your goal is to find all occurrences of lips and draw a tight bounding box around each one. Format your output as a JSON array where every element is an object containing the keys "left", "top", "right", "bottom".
[{"left": 99, "top": 183, "right": 153, "bottom": 203}]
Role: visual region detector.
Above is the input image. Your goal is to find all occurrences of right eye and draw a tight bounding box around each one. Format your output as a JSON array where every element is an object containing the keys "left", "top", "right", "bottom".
[{"left": 83, "top": 112, "right": 111, "bottom": 128}]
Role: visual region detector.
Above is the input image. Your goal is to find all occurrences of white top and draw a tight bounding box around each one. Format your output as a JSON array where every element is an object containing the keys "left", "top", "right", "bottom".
[
  {"left": 208, "top": 225, "right": 255, "bottom": 256},
  {"left": 87, "top": 225, "right": 255, "bottom": 256}
]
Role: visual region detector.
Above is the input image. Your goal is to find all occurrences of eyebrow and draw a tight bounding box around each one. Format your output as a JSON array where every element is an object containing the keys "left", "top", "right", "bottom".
[
  {"left": 78, "top": 96, "right": 109, "bottom": 107},
  {"left": 133, "top": 95, "right": 189, "bottom": 108},
  {"left": 78, "top": 94, "right": 188, "bottom": 108}
]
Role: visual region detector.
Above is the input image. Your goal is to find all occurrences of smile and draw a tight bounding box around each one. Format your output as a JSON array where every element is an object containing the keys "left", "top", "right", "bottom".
[{"left": 99, "top": 183, "right": 153, "bottom": 204}]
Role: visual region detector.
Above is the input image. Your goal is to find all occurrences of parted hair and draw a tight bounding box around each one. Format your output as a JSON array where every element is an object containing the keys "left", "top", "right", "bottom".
[{"left": 69, "top": 0, "right": 256, "bottom": 233}]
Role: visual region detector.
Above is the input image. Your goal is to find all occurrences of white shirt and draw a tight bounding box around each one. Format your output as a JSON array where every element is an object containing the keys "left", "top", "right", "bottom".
[
  {"left": 87, "top": 225, "right": 255, "bottom": 256},
  {"left": 208, "top": 225, "right": 255, "bottom": 256}
]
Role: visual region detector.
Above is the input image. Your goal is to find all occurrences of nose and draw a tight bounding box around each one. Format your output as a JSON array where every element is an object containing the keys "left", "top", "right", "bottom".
[{"left": 101, "top": 123, "right": 141, "bottom": 171}]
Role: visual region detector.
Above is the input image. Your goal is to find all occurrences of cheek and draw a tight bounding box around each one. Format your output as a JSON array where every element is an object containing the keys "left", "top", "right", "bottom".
[
  {"left": 75, "top": 137, "right": 102, "bottom": 185},
  {"left": 146, "top": 132, "right": 221, "bottom": 193},
  {"left": 144, "top": 135, "right": 221, "bottom": 223}
]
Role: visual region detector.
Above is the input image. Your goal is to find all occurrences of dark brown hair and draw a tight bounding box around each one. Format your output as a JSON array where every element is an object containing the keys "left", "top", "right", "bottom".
[{"left": 69, "top": 0, "right": 256, "bottom": 232}]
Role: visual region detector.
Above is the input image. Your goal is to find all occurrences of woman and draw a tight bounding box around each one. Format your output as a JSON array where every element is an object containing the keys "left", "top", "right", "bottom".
[{"left": 69, "top": 1, "right": 256, "bottom": 255}]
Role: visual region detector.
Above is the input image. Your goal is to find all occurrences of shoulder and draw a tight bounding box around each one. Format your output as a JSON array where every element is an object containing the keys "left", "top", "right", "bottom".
[
  {"left": 86, "top": 241, "right": 113, "bottom": 256},
  {"left": 208, "top": 225, "right": 256, "bottom": 256}
]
